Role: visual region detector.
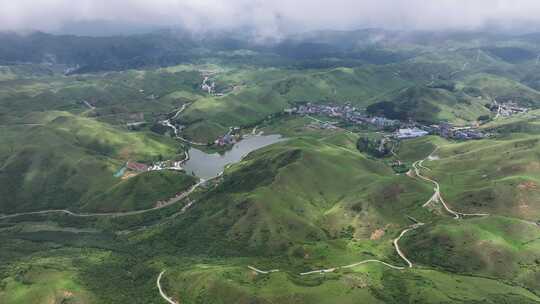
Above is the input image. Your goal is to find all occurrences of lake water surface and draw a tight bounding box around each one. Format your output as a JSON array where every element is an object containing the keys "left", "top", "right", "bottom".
[{"left": 183, "top": 134, "right": 285, "bottom": 179}]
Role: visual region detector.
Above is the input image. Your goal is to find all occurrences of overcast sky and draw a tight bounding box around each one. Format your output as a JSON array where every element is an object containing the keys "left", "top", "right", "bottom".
[{"left": 2, "top": 0, "right": 540, "bottom": 36}]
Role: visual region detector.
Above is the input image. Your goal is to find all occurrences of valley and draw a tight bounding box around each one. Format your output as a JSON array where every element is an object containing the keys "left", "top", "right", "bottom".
[{"left": 0, "top": 28, "right": 539, "bottom": 304}]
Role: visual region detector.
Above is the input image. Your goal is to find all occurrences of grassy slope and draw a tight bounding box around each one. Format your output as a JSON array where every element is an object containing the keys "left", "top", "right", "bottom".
[
  {"left": 134, "top": 117, "right": 540, "bottom": 302},
  {"left": 396, "top": 122, "right": 540, "bottom": 294},
  {"left": 0, "top": 68, "right": 203, "bottom": 125},
  {"left": 0, "top": 234, "right": 162, "bottom": 304},
  {"left": 424, "top": 133, "right": 540, "bottom": 221},
  {"left": 1, "top": 219, "right": 539, "bottom": 304},
  {"left": 82, "top": 170, "right": 197, "bottom": 212},
  {"left": 141, "top": 133, "right": 433, "bottom": 266},
  {"left": 2, "top": 44, "right": 540, "bottom": 303},
  {"left": 403, "top": 216, "right": 540, "bottom": 293},
  {"left": 0, "top": 268, "right": 95, "bottom": 304},
  {"left": 161, "top": 261, "right": 540, "bottom": 304},
  {"left": 0, "top": 247, "right": 99, "bottom": 304},
  {"left": 1, "top": 114, "right": 539, "bottom": 304},
  {"left": 394, "top": 136, "right": 440, "bottom": 162},
  {"left": 0, "top": 111, "right": 189, "bottom": 213},
  {"left": 370, "top": 86, "right": 491, "bottom": 124},
  {"left": 463, "top": 73, "right": 540, "bottom": 106}
]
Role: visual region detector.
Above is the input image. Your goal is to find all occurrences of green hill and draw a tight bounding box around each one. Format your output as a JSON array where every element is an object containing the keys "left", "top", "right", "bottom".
[
  {"left": 159, "top": 262, "right": 540, "bottom": 304},
  {"left": 0, "top": 111, "right": 191, "bottom": 213},
  {"left": 179, "top": 66, "right": 411, "bottom": 142},
  {"left": 403, "top": 216, "right": 540, "bottom": 292},
  {"left": 422, "top": 133, "right": 540, "bottom": 221},
  {"left": 463, "top": 73, "right": 540, "bottom": 107},
  {"left": 367, "top": 86, "right": 491, "bottom": 124},
  {"left": 82, "top": 170, "right": 196, "bottom": 212},
  {"left": 142, "top": 135, "right": 432, "bottom": 262},
  {"left": 2, "top": 29, "right": 540, "bottom": 304}
]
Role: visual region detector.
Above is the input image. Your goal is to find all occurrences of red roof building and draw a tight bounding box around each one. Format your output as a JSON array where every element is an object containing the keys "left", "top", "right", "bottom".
[{"left": 127, "top": 161, "right": 149, "bottom": 172}]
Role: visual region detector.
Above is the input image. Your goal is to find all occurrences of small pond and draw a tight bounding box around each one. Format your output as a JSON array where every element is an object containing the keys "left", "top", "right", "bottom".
[{"left": 183, "top": 134, "right": 286, "bottom": 179}]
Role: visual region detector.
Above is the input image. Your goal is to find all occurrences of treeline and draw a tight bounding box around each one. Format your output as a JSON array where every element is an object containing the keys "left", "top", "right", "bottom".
[
  {"left": 0, "top": 31, "right": 197, "bottom": 73},
  {"left": 357, "top": 136, "right": 392, "bottom": 158},
  {"left": 0, "top": 30, "right": 414, "bottom": 74}
]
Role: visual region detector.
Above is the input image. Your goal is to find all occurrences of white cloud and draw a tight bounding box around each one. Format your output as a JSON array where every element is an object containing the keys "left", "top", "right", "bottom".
[{"left": 1, "top": 0, "right": 540, "bottom": 36}]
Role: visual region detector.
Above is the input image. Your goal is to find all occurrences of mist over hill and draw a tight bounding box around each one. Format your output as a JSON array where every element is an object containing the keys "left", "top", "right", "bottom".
[{"left": 2, "top": 28, "right": 540, "bottom": 74}]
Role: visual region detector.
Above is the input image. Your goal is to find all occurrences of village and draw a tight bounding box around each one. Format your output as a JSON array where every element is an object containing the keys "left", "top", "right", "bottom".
[
  {"left": 284, "top": 102, "right": 491, "bottom": 140},
  {"left": 117, "top": 98, "right": 529, "bottom": 180},
  {"left": 113, "top": 157, "right": 187, "bottom": 179},
  {"left": 490, "top": 100, "right": 529, "bottom": 118}
]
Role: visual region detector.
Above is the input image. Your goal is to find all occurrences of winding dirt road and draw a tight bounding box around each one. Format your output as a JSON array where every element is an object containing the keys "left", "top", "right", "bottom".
[
  {"left": 157, "top": 271, "right": 179, "bottom": 304},
  {"left": 392, "top": 223, "right": 425, "bottom": 268},
  {"left": 412, "top": 148, "right": 489, "bottom": 219},
  {"left": 152, "top": 141, "right": 502, "bottom": 304},
  {"left": 161, "top": 103, "right": 208, "bottom": 147},
  {"left": 299, "top": 220, "right": 424, "bottom": 276},
  {"left": 299, "top": 145, "right": 489, "bottom": 276},
  {"left": 300, "top": 259, "right": 406, "bottom": 276},
  {"left": 154, "top": 142, "right": 495, "bottom": 302}
]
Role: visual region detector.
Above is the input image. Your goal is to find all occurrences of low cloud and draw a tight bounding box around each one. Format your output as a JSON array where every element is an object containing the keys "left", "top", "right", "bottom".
[{"left": 2, "top": 0, "right": 540, "bottom": 36}]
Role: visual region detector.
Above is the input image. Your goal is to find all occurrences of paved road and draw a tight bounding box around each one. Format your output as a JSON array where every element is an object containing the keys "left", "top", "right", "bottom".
[
  {"left": 0, "top": 175, "right": 221, "bottom": 220},
  {"left": 157, "top": 271, "right": 178, "bottom": 304},
  {"left": 176, "top": 136, "right": 207, "bottom": 146}
]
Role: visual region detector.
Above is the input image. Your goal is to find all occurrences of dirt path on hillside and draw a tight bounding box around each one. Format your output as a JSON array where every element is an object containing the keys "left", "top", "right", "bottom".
[
  {"left": 155, "top": 145, "right": 489, "bottom": 284},
  {"left": 392, "top": 223, "right": 425, "bottom": 268},
  {"left": 299, "top": 220, "right": 424, "bottom": 276},
  {"left": 299, "top": 145, "right": 490, "bottom": 276},
  {"left": 413, "top": 148, "right": 489, "bottom": 219},
  {"left": 248, "top": 228, "right": 417, "bottom": 276},
  {"left": 300, "top": 259, "right": 406, "bottom": 275},
  {"left": 157, "top": 271, "right": 179, "bottom": 304}
]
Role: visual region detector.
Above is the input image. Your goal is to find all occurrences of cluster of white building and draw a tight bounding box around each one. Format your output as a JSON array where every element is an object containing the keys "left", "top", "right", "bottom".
[
  {"left": 395, "top": 128, "right": 429, "bottom": 139},
  {"left": 201, "top": 76, "right": 216, "bottom": 94}
]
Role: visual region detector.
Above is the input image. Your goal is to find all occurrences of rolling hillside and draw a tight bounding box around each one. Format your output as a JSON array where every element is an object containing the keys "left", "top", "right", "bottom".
[
  {"left": 0, "top": 111, "right": 192, "bottom": 213},
  {"left": 367, "top": 86, "right": 491, "bottom": 124},
  {"left": 1, "top": 29, "right": 540, "bottom": 304}
]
